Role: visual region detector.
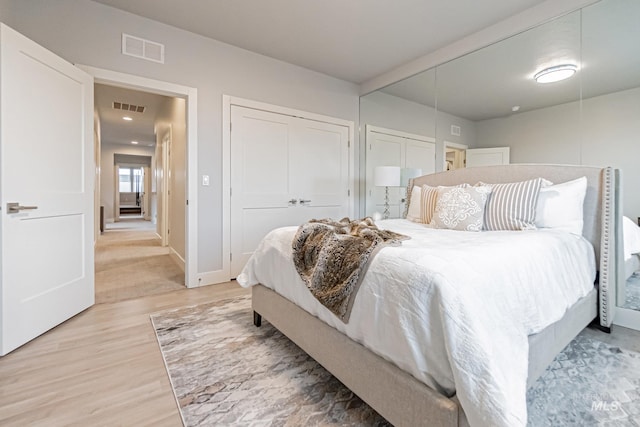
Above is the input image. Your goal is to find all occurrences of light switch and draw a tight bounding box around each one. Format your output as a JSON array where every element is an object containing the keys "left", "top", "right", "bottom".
[{"left": 202, "top": 175, "right": 210, "bottom": 186}]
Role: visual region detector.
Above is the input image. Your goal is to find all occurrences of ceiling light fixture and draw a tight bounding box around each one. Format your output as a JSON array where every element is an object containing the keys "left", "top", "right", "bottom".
[
  {"left": 123, "top": 116, "right": 133, "bottom": 121},
  {"left": 131, "top": 141, "right": 138, "bottom": 145},
  {"left": 534, "top": 64, "right": 577, "bottom": 84}
]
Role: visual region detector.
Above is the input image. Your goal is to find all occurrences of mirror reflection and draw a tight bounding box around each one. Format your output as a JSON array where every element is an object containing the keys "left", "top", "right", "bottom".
[
  {"left": 580, "top": 0, "right": 640, "bottom": 313},
  {"left": 359, "top": 0, "right": 640, "bottom": 316},
  {"left": 360, "top": 68, "right": 437, "bottom": 217}
]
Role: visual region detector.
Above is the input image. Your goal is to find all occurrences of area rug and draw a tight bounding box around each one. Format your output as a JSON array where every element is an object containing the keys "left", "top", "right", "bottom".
[{"left": 151, "top": 296, "right": 640, "bottom": 426}]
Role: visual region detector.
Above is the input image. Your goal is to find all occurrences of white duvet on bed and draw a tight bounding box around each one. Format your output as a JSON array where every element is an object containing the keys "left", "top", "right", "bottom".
[{"left": 237, "top": 219, "right": 596, "bottom": 427}]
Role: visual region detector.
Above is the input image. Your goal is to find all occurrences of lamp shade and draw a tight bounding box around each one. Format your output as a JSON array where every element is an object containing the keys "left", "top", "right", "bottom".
[
  {"left": 374, "top": 166, "right": 401, "bottom": 187},
  {"left": 400, "top": 168, "right": 423, "bottom": 187}
]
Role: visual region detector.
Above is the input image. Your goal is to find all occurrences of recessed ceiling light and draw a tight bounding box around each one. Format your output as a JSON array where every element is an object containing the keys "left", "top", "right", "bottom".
[
  {"left": 512, "top": 105, "right": 520, "bottom": 112},
  {"left": 131, "top": 141, "right": 138, "bottom": 145},
  {"left": 123, "top": 116, "right": 133, "bottom": 121},
  {"left": 534, "top": 64, "right": 577, "bottom": 84}
]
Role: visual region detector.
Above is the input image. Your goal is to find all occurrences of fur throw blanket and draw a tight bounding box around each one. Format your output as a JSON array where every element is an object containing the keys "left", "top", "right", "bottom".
[{"left": 292, "top": 217, "right": 409, "bottom": 322}]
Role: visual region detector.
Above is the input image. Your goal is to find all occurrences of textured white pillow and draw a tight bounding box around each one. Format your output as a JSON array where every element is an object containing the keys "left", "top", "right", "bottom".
[
  {"left": 405, "top": 185, "right": 422, "bottom": 222},
  {"left": 430, "top": 186, "right": 491, "bottom": 231},
  {"left": 535, "top": 176, "right": 587, "bottom": 235}
]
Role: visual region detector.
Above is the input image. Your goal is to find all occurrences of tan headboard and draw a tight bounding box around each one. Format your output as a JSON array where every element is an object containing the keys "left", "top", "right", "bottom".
[{"left": 407, "top": 164, "right": 620, "bottom": 329}]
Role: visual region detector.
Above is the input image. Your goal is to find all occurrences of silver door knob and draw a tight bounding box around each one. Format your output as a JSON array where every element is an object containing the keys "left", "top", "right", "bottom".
[
  {"left": 288, "top": 199, "right": 298, "bottom": 205},
  {"left": 299, "top": 199, "right": 312, "bottom": 204},
  {"left": 7, "top": 202, "right": 38, "bottom": 214}
]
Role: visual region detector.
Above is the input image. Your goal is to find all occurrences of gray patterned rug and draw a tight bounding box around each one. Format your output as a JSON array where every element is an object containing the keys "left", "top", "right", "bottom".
[{"left": 151, "top": 296, "right": 640, "bottom": 426}]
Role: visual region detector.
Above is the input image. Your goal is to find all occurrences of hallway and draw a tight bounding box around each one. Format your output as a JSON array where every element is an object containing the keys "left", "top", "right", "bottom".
[{"left": 95, "top": 218, "right": 185, "bottom": 303}]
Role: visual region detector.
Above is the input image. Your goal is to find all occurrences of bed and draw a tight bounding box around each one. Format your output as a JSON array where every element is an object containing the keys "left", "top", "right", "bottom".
[{"left": 237, "top": 164, "right": 622, "bottom": 427}]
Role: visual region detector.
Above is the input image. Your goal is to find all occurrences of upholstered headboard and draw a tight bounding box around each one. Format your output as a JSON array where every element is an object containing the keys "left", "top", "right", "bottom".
[{"left": 407, "top": 164, "right": 621, "bottom": 329}]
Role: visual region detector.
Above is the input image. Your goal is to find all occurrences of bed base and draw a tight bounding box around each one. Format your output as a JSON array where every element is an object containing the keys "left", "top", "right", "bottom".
[{"left": 252, "top": 284, "right": 597, "bottom": 426}]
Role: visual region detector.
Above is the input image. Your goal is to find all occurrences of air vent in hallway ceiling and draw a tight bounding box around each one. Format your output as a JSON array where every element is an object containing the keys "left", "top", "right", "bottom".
[
  {"left": 112, "top": 102, "right": 146, "bottom": 113},
  {"left": 122, "top": 33, "right": 165, "bottom": 64}
]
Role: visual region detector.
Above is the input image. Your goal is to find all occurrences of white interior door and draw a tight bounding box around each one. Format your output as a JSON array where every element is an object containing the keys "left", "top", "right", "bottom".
[
  {"left": 0, "top": 24, "right": 94, "bottom": 355},
  {"left": 230, "top": 106, "right": 350, "bottom": 277},
  {"left": 365, "top": 126, "right": 436, "bottom": 217},
  {"left": 465, "top": 147, "right": 510, "bottom": 167}
]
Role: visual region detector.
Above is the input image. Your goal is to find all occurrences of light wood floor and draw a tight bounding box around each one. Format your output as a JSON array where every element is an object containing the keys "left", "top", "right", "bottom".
[{"left": 0, "top": 282, "right": 249, "bottom": 426}]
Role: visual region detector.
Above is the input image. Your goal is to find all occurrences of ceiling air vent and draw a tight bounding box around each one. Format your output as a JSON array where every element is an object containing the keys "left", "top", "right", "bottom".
[
  {"left": 113, "top": 102, "right": 146, "bottom": 113},
  {"left": 122, "top": 33, "right": 165, "bottom": 64}
]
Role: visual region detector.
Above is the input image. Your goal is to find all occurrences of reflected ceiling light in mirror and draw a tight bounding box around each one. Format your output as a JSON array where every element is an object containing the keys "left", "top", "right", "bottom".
[
  {"left": 534, "top": 64, "right": 577, "bottom": 83},
  {"left": 123, "top": 116, "right": 133, "bottom": 121},
  {"left": 131, "top": 141, "right": 138, "bottom": 145},
  {"left": 512, "top": 106, "right": 520, "bottom": 112}
]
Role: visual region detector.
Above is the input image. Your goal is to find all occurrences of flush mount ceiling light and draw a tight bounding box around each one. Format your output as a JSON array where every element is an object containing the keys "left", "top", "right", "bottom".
[
  {"left": 131, "top": 141, "right": 138, "bottom": 145},
  {"left": 534, "top": 64, "right": 577, "bottom": 84},
  {"left": 122, "top": 116, "right": 133, "bottom": 121}
]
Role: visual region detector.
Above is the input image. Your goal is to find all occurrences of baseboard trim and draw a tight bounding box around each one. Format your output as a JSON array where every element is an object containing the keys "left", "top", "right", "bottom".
[
  {"left": 193, "top": 269, "right": 231, "bottom": 287},
  {"left": 169, "top": 248, "right": 185, "bottom": 273}
]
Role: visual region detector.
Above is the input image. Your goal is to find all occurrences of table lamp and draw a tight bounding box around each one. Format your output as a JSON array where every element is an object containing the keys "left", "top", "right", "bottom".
[{"left": 374, "top": 166, "right": 401, "bottom": 219}]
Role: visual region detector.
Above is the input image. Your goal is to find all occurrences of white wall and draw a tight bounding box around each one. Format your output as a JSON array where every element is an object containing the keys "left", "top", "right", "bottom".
[
  {"left": 475, "top": 101, "right": 582, "bottom": 165},
  {"left": 1, "top": 0, "right": 359, "bottom": 278},
  {"left": 155, "top": 97, "right": 187, "bottom": 261},
  {"left": 100, "top": 143, "right": 155, "bottom": 222},
  {"left": 475, "top": 87, "right": 640, "bottom": 217}
]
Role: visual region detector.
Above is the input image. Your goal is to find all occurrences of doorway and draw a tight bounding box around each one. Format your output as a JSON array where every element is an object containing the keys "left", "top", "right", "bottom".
[
  {"left": 93, "top": 81, "right": 188, "bottom": 303},
  {"left": 444, "top": 142, "right": 468, "bottom": 171},
  {"left": 81, "top": 65, "right": 199, "bottom": 288}
]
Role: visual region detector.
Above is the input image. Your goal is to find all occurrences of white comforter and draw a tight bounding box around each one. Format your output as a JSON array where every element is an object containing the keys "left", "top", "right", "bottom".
[{"left": 237, "top": 219, "right": 596, "bottom": 427}]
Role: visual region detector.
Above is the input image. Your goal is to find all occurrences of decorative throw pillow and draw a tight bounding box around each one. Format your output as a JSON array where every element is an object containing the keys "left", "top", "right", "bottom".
[
  {"left": 420, "top": 183, "right": 470, "bottom": 224},
  {"left": 405, "top": 185, "right": 422, "bottom": 222},
  {"left": 535, "top": 176, "right": 587, "bottom": 235},
  {"left": 420, "top": 185, "right": 439, "bottom": 224},
  {"left": 481, "top": 177, "right": 544, "bottom": 231},
  {"left": 430, "top": 186, "right": 491, "bottom": 231}
]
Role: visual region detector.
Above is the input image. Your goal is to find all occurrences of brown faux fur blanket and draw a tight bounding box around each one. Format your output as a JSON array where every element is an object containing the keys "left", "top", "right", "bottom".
[{"left": 292, "top": 217, "right": 409, "bottom": 322}]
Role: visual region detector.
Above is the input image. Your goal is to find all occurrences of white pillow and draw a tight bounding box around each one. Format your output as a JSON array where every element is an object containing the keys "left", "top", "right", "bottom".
[
  {"left": 535, "top": 176, "right": 587, "bottom": 235},
  {"left": 405, "top": 185, "right": 422, "bottom": 222}
]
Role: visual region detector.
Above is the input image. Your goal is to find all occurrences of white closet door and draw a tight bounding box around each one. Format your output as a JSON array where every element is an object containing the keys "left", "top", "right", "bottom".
[
  {"left": 291, "top": 119, "right": 349, "bottom": 224},
  {"left": 366, "top": 126, "right": 436, "bottom": 218},
  {"left": 230, "top": 106, "right": 350, "bottom": 277},
  {"left": 366, "top": 132, "right": 404, "bottom": 218},
  {"left": 402, "top": 139, "right": 436, "bottom": 213}
]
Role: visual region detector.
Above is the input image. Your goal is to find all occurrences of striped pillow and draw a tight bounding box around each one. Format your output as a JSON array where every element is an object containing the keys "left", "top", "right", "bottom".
[
  {"left": 481, "top": 178, "right": 544, "bottom": 231},
  {"left": 420, "top": 185, "right": 439, "bottom": 224}
]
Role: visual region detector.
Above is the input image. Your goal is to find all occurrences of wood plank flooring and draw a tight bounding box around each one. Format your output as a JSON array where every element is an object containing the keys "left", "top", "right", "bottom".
[
  {"left": 2, "top": 279, "right": 640, "bottom": 426},
  {"left": 0, "top": 282, "right": 249, "bottom": 426}
]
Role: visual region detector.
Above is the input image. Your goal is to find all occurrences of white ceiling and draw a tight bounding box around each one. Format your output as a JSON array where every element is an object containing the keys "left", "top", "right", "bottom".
[
  {"left": 95, "top": 84, "right": 170, "bottom": 147},
  {"left": 91, "top": 0, "right": 548, "bottom": 84},
  {"left": 379, "top": 0, "right": 640, "bottom": 121}
]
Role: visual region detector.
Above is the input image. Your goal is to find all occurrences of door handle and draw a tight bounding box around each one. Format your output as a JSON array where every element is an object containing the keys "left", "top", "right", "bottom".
[
  {"left": 288, "top": 199, "right": 298, "bottom": 205},
  {"left": 299, "top": 199, "right": 312, "bottom": 204},
  {"left": 7, "top": 202, "right": 38, "bottom": 214}
]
